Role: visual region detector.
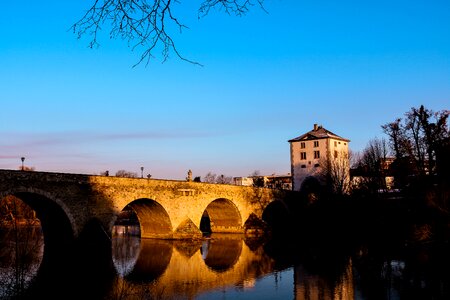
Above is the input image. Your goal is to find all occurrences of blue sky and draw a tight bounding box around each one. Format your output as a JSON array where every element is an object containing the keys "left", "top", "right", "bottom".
[{"left": 1, "top": 0, "right": 449, "bottom": 180}]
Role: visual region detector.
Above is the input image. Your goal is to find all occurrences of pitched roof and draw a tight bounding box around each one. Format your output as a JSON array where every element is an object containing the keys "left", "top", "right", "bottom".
[{"left": 288, "top": 124, "right": 350, "bottom": 143}]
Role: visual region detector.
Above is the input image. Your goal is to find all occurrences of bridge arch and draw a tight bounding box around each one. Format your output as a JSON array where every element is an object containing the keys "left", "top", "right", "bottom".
[
  {"left": 300, "top": 176, "right": 322, "bottom": 203},
  {"left": 119, "top": 198, "right": 173, "bottom": 239},
  {"left": 0, "top": 189, "right": 75, "bottom": 254},
  {"left": 262, "top": 199, "right": 291, "bottom": 236},
  {"left": 200, "top": 198, "right": 243, "bottom": 234}
]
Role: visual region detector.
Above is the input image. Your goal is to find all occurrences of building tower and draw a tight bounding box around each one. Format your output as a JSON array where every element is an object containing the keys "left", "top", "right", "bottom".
[{"left": 288, "top": 124, "right": 350, "bottom": 192}]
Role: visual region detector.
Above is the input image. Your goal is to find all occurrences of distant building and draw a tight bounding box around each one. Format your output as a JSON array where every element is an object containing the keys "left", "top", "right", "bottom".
[
  {"left": 351, "top": 157, "right": 396, "bottom": 191},
  {"left": 233, "top": 176, "right": 254, "bottom": 186},
  {"left": 233, "top": 174, "right": 292, "bottom": 190},
  {"left": 288, "top": 124, "right": 350, "bottom": 192},
  {"left": 262, "top": 174, "right": 292, "bottom": 190}
]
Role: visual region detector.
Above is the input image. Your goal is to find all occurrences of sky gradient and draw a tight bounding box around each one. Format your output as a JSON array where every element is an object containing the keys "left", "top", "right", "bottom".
[{"left": 1, "top": 0, "right": 449, "bottom": 180}]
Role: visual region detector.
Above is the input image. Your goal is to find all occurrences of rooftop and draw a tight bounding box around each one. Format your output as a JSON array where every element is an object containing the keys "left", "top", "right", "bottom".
[{"left": 288, "top": 124, "right": 350, "bottom": 143}]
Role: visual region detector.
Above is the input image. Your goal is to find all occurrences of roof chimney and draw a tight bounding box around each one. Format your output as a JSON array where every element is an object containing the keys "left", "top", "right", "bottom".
[{"left": 313, "top": 123, "right": 318, "bottom": 131}]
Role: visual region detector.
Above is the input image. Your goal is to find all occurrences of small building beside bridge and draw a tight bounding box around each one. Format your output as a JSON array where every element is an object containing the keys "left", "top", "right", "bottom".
[{"left": 233, "top": 174, "right": 292, "bottom": 190}]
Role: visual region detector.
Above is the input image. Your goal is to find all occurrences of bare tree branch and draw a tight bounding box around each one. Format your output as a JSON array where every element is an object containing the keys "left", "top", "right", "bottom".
[
  {"left": 198, "top": 0, "right": 266, "bottom": 17},
  {"left": 319, "top": 149, "right": 352, "bottom": 196},
  {"left": 71, "top": 0, "right": 265, "bottom": 67}
]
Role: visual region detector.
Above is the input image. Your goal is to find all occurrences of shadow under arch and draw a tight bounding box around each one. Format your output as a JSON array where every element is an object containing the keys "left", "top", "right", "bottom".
[
  {"left": 200, "top": 198, "right": 243, "bottom": 234},
  {"left": 0, "top": 192, "right": 93, "bottom": 298},
  {"left": 243, "top": 213, "right": 270, "bottom": 236},
  {"left": 10, "top": 192, "right": 74, "bottom": 261},
  {"left": 262, "top": 200, "right": 291, "bottom": 237},
  {"left": 123, "top": 198, "right": 173, "bottom": 239},
  {"left": 300, "top": 176, "right": 322, "bottom": 203},
  {"left": 202, "top": 234, "right": 243, "bottom": 273}
]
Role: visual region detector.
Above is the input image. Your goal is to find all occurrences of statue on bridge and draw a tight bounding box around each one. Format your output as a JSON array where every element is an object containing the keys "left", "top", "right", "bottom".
[{"left": 186, "top": 169, "right": 193, "bottom": 182}]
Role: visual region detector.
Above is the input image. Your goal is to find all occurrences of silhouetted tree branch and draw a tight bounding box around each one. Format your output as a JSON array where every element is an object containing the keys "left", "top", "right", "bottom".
[
  {"left": 199, "top": 0, "right": 265, "bottom": 17},
  {"left": 71, "top": 0, "right": 265, "bottom": 66}
]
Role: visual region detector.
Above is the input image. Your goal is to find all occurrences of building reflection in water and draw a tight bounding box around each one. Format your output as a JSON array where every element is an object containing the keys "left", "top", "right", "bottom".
[{"left": 294, "top": 259, "right": 354, "bottom": 300}]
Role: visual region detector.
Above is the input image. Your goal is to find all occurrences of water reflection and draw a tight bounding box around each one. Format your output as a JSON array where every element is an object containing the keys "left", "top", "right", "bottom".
[
  {"left": 202, "top": 234, "right": 243, "bottom": 272},
  {"left": 352, "top": 242, "right": 450, "bottom": 300},
  {"left": 110, "top": 230, "right": 277, "bottom": 299},
  {"left": 294, "top": 260, "right": 354, "bottom": 300},
  {"left": 1, "top": 223, "right": 449, "bottom": 299},
  {"left": 0, "top": 224, "right": 44, "bottom": 298}
]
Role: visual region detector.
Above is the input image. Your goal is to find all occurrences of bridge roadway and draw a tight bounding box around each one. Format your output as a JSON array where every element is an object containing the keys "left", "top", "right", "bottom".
[{"left": 0, "top": 169, "right": 299, "bottom": 245}]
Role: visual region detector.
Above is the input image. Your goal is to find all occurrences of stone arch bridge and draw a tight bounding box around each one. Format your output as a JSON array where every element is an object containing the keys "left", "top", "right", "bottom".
[{"left": 0, "top": 170, "right": 299, "bottom": 248}]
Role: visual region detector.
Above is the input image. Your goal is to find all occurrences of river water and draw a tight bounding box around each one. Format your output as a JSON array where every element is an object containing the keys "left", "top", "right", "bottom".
[{"left": 1, "top": 225, "right": 449, "bottom": 299}]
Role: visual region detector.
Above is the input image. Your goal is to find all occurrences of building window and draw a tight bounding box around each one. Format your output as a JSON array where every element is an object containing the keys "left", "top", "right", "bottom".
[
  {"left": 314, "top": 151, "right": 320, "bottom": 159},
  {"left": 314, "top": 141, "right": 319, "bottom": 147},
  {"left": 300, "top": 152, "right": 306, "bottom": 160},
  {"left": 314, "top": 163, "right": 320, "bottom": 167},
  {"left": 334, "top": 141, "right": 337, "bottom": 147},
  {"left": 301, "top": 165, "right": 306, "bottom": 168},
  {"left": 300, "top": 142, "right": 305, "bottom": 149},
  {"left": 334, "top": 150, "right": 338, "bottom": 158}
]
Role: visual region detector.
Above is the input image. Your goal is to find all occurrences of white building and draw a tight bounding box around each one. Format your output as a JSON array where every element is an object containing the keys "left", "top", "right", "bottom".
[
  {"left": 288, "top": 124, "right": 350, "bottom": 192},
  {"left": 233, "top": 174, "right": 292, "bottom": 190},
  {"left": 233, "top": 176, "right": 254, "bottom": 186}
]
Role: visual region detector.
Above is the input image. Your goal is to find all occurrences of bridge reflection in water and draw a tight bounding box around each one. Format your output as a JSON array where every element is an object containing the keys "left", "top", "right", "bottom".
[
  {"left": 110, "top": 229, "right": 278, "bottom": 299},
  {"left": 0, "top": 225, "right": 357, "bottom": 299},
  {"left": 108, "top": 227, "right": 355, "bottom": 300}
]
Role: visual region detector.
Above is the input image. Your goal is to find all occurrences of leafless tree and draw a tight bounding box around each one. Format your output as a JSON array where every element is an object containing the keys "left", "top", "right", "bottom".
[
  {"left": 71, "top": 0, "right": 265, "bottom": 66},
  {"left": 352, "top": 138, "right": 390, "bottom": 193},
  {"left": 406, "top": 106, "right": 449, "bottom": 176},
  {"left": 115, "top": 170, "right": 138, "bottom": 178},
  {"left": 382, "top": 118, "right": 404, "bottom": 160},
  {"left": 319, "top": 149, "right": 352, "bottom": 196},
  {"left": 0, "top": 196, "right": 43, "bottom": 298},
  {"left": 203, "top": 172, "right": 232, "bottom": 184},
  {"left": 249, "top": 170, "right": 260, "bottom": 177},
  {"left": 382, "top": 105, "right": 449, "bottom": 180},
  {"left": 216, "top": 174, "right": 233, "bottom": 184},
  {"left": 203, "top": 172, "right": 217, "bottom": 183},
  {"left": 249, "top": 170, "right": 264, "bottom": 187}
]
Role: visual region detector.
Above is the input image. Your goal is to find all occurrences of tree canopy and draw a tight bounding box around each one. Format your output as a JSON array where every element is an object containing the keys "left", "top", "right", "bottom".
[
  {"left": 382, "top": 105, "right": 449, "bottom": 182},
  {"left": 353, "top": 105, "right": 449, "bottom": 195}
]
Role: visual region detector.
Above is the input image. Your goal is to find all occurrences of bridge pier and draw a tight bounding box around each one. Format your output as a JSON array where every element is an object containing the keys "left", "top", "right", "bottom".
[{"left": 173, "top": 218, "right": 203, "bottom": 239}]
